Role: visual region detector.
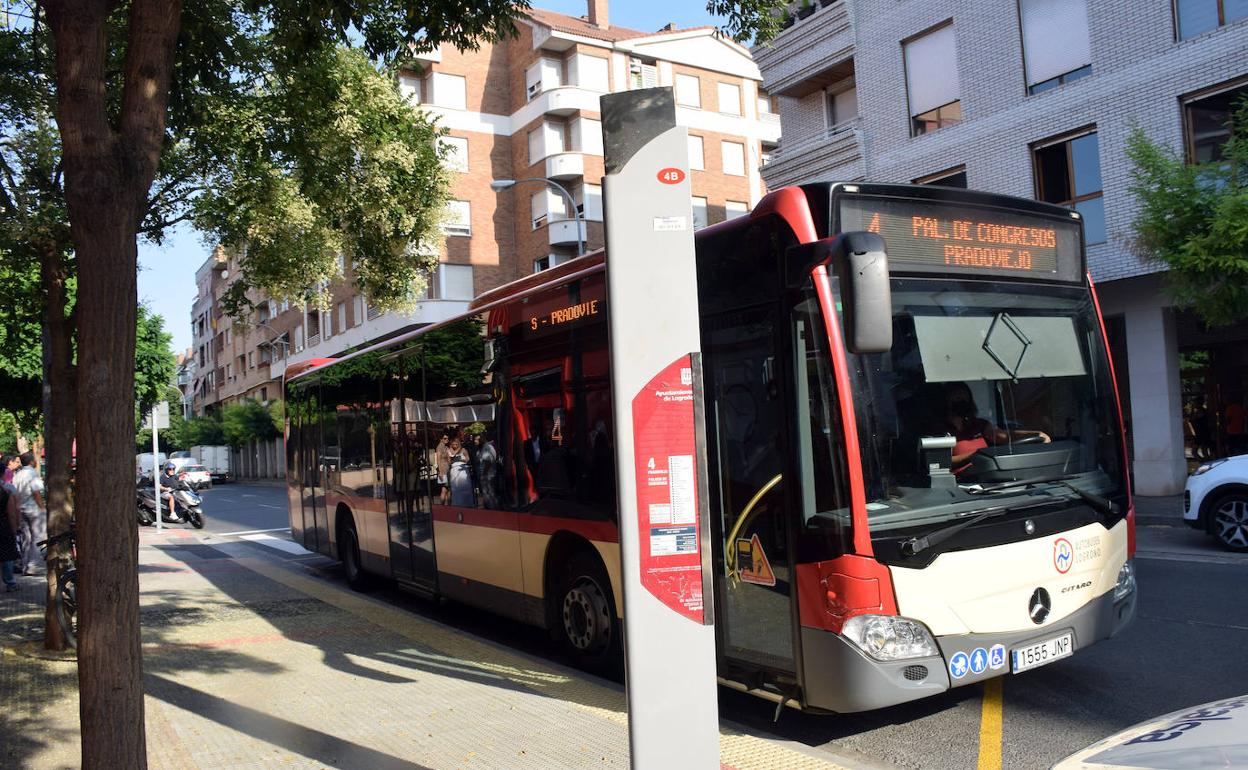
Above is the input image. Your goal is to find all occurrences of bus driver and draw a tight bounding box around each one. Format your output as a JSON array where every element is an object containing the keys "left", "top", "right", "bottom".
[{"left": 946, "top": 382, "right": 1050, "bottom": 476}]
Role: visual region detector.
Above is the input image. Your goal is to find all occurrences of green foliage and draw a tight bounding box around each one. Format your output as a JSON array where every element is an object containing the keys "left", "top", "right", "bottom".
[
  {"left": 134, "top": 306, "right": 177, "bottom": 419},
  {"left": 704, "top": 0, "right": 789, "bottom": 44},
  {"left": 0, "top": 411, "right": 22, "bottom": 454},
  {"left": 1127, "top": 101, "right": 1248, "bottom": 326},
  {"left": 184, "top": 414, "right": 226, "bottom": 446},
  {"left": 423, "top": 317, "right": 485, "bottom": 393},
  {"left": 198, "top": 46, "right": 454, "bottom": 315},
  {"left": 222, "top": 399, "right": 281, "bottom": 447}
]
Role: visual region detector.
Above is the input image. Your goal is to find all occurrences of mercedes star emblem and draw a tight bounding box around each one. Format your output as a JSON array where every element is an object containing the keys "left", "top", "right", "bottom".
[{"left": 1029, "top": 588, "right": 1051, "bottom": 624}]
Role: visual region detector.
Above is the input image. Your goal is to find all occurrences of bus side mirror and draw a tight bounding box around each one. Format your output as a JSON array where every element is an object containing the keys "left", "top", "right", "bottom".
[
  {"left": 834, "top": 231, "right": 892, "bottom": 354},
  {"left": 784, "top": 231, "right": 892, "bottom": 354}
]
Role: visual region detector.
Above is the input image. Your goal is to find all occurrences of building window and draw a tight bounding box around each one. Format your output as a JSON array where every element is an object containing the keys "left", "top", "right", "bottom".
[
  {"left": 629, "top": 58, "right": 657, "bottom": 89},
  {"left": 248, "top": 351, "right": 254, "bottom": 368},
  {"left": 534, "top": 255, "right": 551, "bottom": 273},
  {"left": 691, "top": 196, "right": 709, "bottom": 230},
  {"left": 757, "top": 89, "right": 774, "bottom": 116},
  {"left": 725, "top": 200, "right": 749, "bottom": 220},
  {"left": 825, "top": 83, "right": 858, "bottom": 129},
  {"left": 438, "top": 135, "right": 468, "bottom": 172},
  {"left": 675, "top": 73, "right": 701, "bottom": 107},
  {"left": 531, "top": 189, "right": 563, "bottom": 229},
  {"left": 1183, "top": 78, "right": 1248, "bottom": 162},
  {"left": 569, "top": 53, "right": 609, "bottom": 92},
  {"left": 429, "top": 72, "right": 467, "bottom": 110},
  {"left": 293, "top": 324, "right": 304, "bottom": 352},
  {"left": 528, "top": 120, "right": 566, "bottom": 165},
  {"left": 761, "top": 142, "right": 777, "bottom": 166},
  {"left": 576, "top": 183, "right": 604, "bottom": 222},
  {"left": 717, "top": 82, "right": 741, "bottom": 115},
  {"left": 444, "top": 200, "right": 471, "bottom": 236},
  {"left": 398, "top": 74, "right": 422, "bottom": 104},
  {"left": 688, "top": 134, "right": 705, "bottom": 170},
  {"left": 1175, "top": 0, "right": 1248, "bottom": 39},
  {"left": 336, "top": 302, "right": 346, "bottom": 336},
  {"left": 1020, "top": 0, "right": 1092, "bottom": 94},
  {"left": 914, "top": 165, "right": 968, "bottom": 188},
  {"left": 721, "top": 141, "right": 746, "bottom": 176},
  {"left": 904, "top": 22, "right": 961, "bottom": 136},
  {"left": 526, "top": 57, "right": 562, "bottom": 100},
  {"left": 1033, "top": 129, "right": 1105, "bottom": 245},
  {"left": 436, "top": 263, "right": 474, "bottom": 300},
  {"left": 352, "top": 295, "right": 364, "bottom": 327}
]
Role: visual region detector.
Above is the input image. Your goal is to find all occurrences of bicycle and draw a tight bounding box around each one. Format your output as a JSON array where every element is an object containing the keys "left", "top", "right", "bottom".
[{"left": 37, "top": 528, "right": 77, "bottom": 649}]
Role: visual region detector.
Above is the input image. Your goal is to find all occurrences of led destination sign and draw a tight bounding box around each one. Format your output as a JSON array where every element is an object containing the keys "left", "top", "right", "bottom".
[{"left": 838, "top": 196, "right": 1082, "bottom": 280}]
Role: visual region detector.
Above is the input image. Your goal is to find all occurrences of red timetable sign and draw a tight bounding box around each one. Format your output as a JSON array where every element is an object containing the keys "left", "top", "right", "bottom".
[{"left": 630, "top": 355, "right": 704, "bottom": 623}]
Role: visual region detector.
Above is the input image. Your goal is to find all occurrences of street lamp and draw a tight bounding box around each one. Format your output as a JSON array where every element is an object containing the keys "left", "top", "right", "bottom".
[{"left": 491, "top": 177, "right": 585, "bottom": 257}]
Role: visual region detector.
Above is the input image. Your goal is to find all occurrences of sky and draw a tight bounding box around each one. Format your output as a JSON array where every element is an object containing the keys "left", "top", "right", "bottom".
[{"left": 138, "top": 0, "right": 726, "bottom": 354}]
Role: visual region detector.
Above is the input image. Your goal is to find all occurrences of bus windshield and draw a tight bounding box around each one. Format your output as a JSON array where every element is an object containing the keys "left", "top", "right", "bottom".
[{"left": 843, "top": 278, "right": 1124, "bottom": 532}]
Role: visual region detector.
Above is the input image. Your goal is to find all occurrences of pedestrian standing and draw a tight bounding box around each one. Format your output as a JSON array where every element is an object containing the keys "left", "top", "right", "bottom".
[
  {"left": 2, "top": 453, "right": 19, "bottom": 485},
  {"left": 12, "top": 451, "right": 47, "bottom": 576},
  {"left": 0, "top": 455, "right": 20, "bottom": 591}
]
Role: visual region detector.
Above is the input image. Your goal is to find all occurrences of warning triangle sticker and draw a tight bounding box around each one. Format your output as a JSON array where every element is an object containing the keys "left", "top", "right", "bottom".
[{"left": 735, "top": 534, "right": 776, "bottom": 587}]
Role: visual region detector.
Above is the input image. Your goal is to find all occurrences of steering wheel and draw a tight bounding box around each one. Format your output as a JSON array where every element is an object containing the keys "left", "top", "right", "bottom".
[{"left": 1012, "top": 435, "right": 1046, "bottom": 445}]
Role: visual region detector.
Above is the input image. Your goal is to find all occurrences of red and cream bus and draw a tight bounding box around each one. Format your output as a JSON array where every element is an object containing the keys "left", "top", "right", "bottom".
[{"left": 285, "top": 182, "right": 1136, "bottom": 713}]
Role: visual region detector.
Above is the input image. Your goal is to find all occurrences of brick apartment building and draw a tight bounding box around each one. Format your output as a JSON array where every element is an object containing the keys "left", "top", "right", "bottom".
[
  {"left": 754, "top": 0, "right": 1248, "bottom": 495},
  {"left": 190, "top": 1, "right": 782, "bottom": 452}
]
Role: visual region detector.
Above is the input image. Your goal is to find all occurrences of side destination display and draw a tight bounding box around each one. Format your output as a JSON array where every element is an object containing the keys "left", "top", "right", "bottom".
[{"left": 838, "top": 195, "right": 1085, "bottom": 283}]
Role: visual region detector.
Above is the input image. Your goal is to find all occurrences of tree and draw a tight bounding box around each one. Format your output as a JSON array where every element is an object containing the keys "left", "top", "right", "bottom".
[
  {"left": 705, "top": 0, "right": 788, "bottom": 43},
  {"left": 1126, "top": 101, "right": 1248, "bottom": 326},
  {"left": 134, "top": 306, "right": 176, "bottom": 421},
  {"left": 19, "top": 3, "right": 529, "bottom": 765},
  {"left": 221, "top": 399, "right": 281, "bottom": 448}
]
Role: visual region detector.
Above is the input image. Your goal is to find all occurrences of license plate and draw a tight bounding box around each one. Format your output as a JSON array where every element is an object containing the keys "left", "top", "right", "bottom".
[{"left": 1011, "top": 632, "right": 1073, "bottom": 673}]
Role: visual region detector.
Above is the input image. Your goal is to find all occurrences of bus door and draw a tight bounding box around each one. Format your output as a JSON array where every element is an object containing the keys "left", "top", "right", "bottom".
[
  {"left": 301, "top": 388, "right": 328, "bottom": 554},
  {"left": 703, "top": 305, "right": 798, "bottom": 678},
  {"left": 386, "top": 356, "right": 438, "bottom": 591}
]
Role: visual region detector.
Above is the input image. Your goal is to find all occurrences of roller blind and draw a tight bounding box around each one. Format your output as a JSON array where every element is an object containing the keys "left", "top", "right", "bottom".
[
  {"left": 1020, "top": 0, "right": 1091, "bottom": 86},
  {"left": 904, "top": 24, "right": 960, "bottom": 116}
]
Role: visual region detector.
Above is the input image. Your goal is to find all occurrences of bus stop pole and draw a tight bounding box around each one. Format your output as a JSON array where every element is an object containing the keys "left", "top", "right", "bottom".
[
  {"left": 152, "top": 406, "right": 162, "bottom": 533},
  {"left": 600, "top": 88, "right": 720, "bottom": 769}
]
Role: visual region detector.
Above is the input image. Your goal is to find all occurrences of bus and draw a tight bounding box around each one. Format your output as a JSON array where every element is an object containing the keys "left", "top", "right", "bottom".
[{"left": 284, "top": 182, "right": 1136, "bottom": 714}]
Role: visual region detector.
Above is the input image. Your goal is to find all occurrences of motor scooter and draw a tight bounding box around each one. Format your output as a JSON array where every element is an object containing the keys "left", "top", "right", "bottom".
[{"left": 136, "top": 475, "right": 204, "bottom": 528}]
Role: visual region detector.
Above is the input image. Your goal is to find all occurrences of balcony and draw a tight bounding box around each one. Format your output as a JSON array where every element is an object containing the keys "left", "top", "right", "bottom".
[
  {"left": 532, "top": 85, "right": 599, "bottom": 118},
  {"left": 753, "top": 0, "right": 854, "bottom": 98},
  {"left": 545, "top": 152, "right": 584, "bottom": 181},
  {"left": 547, "top": 218, "right": 587, "bottom": 248},
  {"left": 760, "top": 122, "right": 864, "bottom": 190}
]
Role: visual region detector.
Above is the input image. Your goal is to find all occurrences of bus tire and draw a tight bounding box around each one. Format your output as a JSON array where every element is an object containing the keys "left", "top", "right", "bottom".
[
  {"left": 554, "top": 550, "right": 620, "bottom": 673},
  {"left": 1209, "top": 491, "right": 1248, "bottom": 552},
  {"left": 339, "top": 515, "right": 369, "bottom": 591}
]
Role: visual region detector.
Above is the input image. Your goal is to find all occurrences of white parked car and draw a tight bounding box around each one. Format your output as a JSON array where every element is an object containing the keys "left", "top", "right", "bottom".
[
  {"left": 1183, "top": 454, "right": 1248, "bottom": 552},
  {"left": 178, "top": 464, "right": 212, "bottom": 491},
  {"left": 1053, "top": 693, "right": 1248, "bottom": 769}
]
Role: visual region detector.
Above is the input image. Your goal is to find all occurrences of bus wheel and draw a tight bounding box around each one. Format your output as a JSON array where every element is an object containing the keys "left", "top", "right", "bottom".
[
  {"left": 556, "top": 551, "right": 619, "bottom": 671},
  {"left": 1210, "top": 492, "right": 1248, "bottom": 552},
  {"left": 340, "top": 518, "right": 369, "bottom": 590}
]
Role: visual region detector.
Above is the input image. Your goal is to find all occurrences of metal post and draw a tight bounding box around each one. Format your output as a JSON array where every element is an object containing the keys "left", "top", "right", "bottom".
[
  {"left": 600, "top": 87, "right": 719, "bottom": 769},
  {"left": 152, "top": 407, "right": 162, "bottom": 533}
]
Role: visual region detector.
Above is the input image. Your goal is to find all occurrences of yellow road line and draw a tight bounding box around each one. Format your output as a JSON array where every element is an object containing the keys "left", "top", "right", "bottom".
[{"left": 977, "top": 677, "right": 1004, "bottom": 770}]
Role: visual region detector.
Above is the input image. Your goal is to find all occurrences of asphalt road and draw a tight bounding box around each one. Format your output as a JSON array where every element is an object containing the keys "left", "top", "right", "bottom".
[{"left": 195, "top": 484, "right": 1248, "bottom": 769}]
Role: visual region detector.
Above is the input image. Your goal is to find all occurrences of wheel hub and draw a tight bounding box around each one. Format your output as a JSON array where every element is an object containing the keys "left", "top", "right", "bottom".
[
  {"left": 1215, "top": 499, "right": 1248, "bottom": 548},
  {"left": 563, "top": 578, "right": 610, "bottom": 652}
]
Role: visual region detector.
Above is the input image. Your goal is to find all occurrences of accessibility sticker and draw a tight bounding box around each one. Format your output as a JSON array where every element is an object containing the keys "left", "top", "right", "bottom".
[
  {"left": 736, "top": 534, "right": 776, "bottom": 587},
  {"left": 969, "top": 647, "right": 988, "bottom": 675},
  {"left": 988, "top": 644, "right": 1007, "bottom": 671},
  {"left": 949, "top": 651, "right": 970, "bottom": 680}
]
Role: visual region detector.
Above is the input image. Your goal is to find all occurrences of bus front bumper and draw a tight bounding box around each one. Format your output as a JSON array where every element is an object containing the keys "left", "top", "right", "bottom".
[{"left": 801, "top": 587, "right": 1136, "bottom": 714}]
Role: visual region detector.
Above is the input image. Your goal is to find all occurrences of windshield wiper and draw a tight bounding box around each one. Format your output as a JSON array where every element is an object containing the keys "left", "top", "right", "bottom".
[
  {"left": 967, "top": 474, "right": 1119, "bottom": 517},
  {"left": 899, "top": 497, "right": 1066, "bottom": 557}
]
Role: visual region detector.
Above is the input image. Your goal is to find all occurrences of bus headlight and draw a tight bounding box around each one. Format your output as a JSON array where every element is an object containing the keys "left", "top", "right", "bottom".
[
  {"left": 841, "top": 615, "right": 939, "bottom": 661},
  {"left": 1113, "top": 560, "right": 1136, "bottom": 601}
]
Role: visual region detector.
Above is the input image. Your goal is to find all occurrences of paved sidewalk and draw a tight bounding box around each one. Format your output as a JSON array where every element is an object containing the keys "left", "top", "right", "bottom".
[
  {"left": 1, "top": 530, "right": 863, "bottom": 769},
  {"left": 1133, "top": 494, "right": 1184, "bottom": 527}
]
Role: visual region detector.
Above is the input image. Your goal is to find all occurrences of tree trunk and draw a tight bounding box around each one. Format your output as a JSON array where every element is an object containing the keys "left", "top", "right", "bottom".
[
  {"left": 45, "top": 1, "right": 181, "bottom": 767},
  {"left": 40, "top": 243, "right": 75, "bottom": 652}
]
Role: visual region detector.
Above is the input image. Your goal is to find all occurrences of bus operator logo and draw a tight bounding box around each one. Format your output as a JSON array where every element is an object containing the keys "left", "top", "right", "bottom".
[{"left": 1053, "top": 538, "right": 1074, "bottom": 574}]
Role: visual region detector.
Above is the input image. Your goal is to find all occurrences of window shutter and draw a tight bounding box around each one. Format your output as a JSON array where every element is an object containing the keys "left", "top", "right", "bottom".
[
  {"left": 904, "top": 24, "right": 960, "bottom": 116},
  {"left": 1020, "top": 0, "right": 1091, "bottom": 85}
]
